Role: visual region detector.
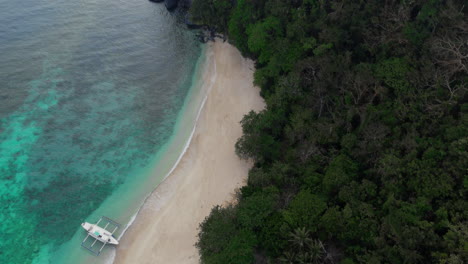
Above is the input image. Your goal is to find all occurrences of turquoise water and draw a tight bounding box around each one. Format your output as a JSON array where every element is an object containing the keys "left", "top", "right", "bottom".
[{"left": 0, "top": 0, "right": 202, "bottom": 263}]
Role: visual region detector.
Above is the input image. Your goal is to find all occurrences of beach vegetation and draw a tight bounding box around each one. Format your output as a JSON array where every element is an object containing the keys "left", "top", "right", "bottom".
[{"left": 192, "top": 0, "right": 468, "bottom": 263}]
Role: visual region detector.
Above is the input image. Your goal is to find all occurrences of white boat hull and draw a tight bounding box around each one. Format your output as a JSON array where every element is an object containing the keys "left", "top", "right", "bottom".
[{"left": 81, "top": 222, "right": 119, "bottom": 245}]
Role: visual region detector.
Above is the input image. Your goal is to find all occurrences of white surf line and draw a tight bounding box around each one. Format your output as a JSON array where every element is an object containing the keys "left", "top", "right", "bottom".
[
  {"left": 116, "top": 213, "right": 137, "bottom": 241},
  {"left": 110, "top": 45, "right": 217, "bottom": 264},
  {"left": 163, "top": 45, "right": 217, "bottom": 181},
  {"left": 105, "top": 213, "right": 136, "bottom": 264}
]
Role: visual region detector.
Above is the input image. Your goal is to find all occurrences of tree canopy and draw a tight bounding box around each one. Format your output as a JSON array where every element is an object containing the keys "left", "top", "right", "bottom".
[{"left": 192, "top": 0, "right": 467, "bottom": 263}]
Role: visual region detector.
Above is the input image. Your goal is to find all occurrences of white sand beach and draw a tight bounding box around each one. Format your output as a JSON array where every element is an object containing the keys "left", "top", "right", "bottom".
[{"left": 114, "top": 41, "right": 264, "bottom": 264}]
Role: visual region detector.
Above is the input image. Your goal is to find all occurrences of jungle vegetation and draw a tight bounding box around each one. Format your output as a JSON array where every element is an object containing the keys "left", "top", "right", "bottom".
[{"left": 190, "top": 0, "right": 467, "bottom": 263}]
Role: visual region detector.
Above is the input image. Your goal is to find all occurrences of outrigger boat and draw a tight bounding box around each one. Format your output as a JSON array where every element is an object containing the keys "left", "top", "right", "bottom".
[{"left": 81, "top": 216, "right": 121, "bottom": 256}]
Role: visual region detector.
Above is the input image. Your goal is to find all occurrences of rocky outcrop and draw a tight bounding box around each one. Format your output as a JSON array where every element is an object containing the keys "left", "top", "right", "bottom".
[
  {"left": 184, "top": 13, "right": 202, "bottom": 29},
  {"left": 178, "top": 0, "right": 192, "bottom": 9},
  {"left": 195, "top": 29, "right": 226, "bottom": 43},
  {"left": 164, "top": 0, "right": 179, "bottom": 10},
  {"left": 149, "top": 0, "right": 193, "bottom": 12}
]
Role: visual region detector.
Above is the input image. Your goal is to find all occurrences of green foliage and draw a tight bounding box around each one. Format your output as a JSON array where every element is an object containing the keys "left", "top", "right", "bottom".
[
  {"left": 192, "top": 0, "right": 467, "bottom": 263},
  {"left": 323, "top": 154, "right": 358, "bottom": 194},
  {"left": 403, "top": 23, "right": 430, "bottom": 47},
  {"left": 375, "top": 57, "right": 412, "bottom": 95},
  {"left": 196, "top": 205, "right": 238, "bottom": 260},
  {"left": 280, "top": 227, "right": 327, "bottom": 264},
  {"left": 235, "top": 110, "right": 282, "bottom": 163},
  {"left": 302, "top": 37, "right": 317, "bottom": 51},
  {"left": 283, "top": 190, "right": 327, "bottom": 231},
  {"left": 313, "top": 43, "right": 333, "bottom": 56},
  {"left": 227, "top": 0, "right": 255, "bottom": 55},
  {"left": 259, "top": 212, "right": 288, "bottom": 256},
  {"left": 189, "top": 0, "right": 233, "bottom": 33},
  {"left": 247, "top": 16, "right": 282, "bottom": 64},
  {"left": 205, "top": 229, "right": 257, "bottom": 264},
  {"left": 237, "top": 187, "right": 278, "bottom": 229}
]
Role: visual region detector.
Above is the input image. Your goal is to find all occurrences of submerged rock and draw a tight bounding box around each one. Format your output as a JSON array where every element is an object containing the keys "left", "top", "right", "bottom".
[{"left": 165, "top": 0, "right": 178, "bottom": 10}]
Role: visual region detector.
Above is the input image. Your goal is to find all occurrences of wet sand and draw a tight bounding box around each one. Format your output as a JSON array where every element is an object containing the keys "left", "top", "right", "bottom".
[{"left": 114, "top": 41, "right": 264, "bottom": 263}]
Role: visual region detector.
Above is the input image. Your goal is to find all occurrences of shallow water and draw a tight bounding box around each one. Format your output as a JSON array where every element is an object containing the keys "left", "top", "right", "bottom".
[{"left": 0, "top": 0, "right": 201, "bottom": 263}]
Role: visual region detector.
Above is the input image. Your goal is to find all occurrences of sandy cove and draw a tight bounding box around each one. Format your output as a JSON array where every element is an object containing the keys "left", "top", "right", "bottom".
[{"left": 114, "top": 41, "right": 264, "bottom": 263}]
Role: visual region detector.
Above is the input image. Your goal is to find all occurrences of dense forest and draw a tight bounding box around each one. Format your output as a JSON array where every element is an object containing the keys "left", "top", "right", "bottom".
[{"left": 189, "top": 0, "right": 467, "bottom": 263}]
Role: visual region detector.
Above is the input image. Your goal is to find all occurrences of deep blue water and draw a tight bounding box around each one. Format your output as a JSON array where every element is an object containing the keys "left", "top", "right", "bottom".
[{"left": 0, "top": 0, "right": 201, "bottom": 263}]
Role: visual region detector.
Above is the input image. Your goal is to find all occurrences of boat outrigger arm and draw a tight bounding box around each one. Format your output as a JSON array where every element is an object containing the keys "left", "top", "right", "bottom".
[{"left": 81, "top": 216, "right": 121, "bottom": 256}]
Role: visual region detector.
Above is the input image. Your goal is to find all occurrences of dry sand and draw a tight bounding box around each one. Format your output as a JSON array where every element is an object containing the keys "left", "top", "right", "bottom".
[{"left": 114, "top": 41, "right": 264, "bottom": 264}]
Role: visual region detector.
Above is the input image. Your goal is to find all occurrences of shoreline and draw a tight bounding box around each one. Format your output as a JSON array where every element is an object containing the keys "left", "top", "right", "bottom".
[
  {"left": 117, "top": 44, "right": 214, "bottom": 243},
  {"left": 113, "top": 41, "right": 264, "bottom": 263},
  {"left": 44, "top": 39, "right": 207, "bottom": 264}
]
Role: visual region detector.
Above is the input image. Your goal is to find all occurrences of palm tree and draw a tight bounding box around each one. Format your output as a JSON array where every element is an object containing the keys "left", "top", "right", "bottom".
[
  {"left": 284, "top": 227, "right": 326, "bottom": 264},
  {"left": 306, "top": 239, "right": 325, "bottom": 263},
  {"left": 278, "top": 250, "right": 296, "bottom": 264},
  {"left": 289, "top": 227, "right": 313, "bottom": 249}
]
